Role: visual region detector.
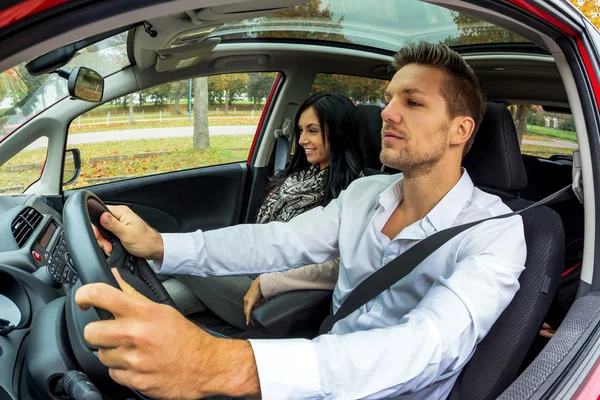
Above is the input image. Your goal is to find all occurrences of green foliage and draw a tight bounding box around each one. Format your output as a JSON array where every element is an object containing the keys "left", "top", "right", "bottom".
[
  {"left": 529, "top": 125, "right": 577, "bottom": 142},
  {"left": 445, "top": 12, "right": 529, "bottom": 45},
  {"left": 311, "top": 74, "right": 388, "bottom": 103},
  {"left": 558, "top": 117, "right": 575, "bottom": 132},
  {"left": 250, "top": 0, "right": 348, "bottom": 43},
  {"left": 246, "top": 73, "right": 276, "bottom": 107}
]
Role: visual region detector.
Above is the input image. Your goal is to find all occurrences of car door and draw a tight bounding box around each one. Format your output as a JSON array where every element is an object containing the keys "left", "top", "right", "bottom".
[{"left": 62, "top": 72, "right": 282, "bottom": 233}]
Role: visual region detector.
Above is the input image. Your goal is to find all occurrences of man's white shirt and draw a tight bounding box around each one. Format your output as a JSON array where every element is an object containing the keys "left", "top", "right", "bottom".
[{"left": 154, "top": 171, "right": 526, "bottom": 399}]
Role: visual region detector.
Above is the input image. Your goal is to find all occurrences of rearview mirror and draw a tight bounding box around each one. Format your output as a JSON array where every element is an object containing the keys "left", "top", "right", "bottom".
[
  {"left": 68, "top": 67, "right": 104, "bottom": 102},
  {"left": 63, "top": 148, "right": 81, "bottom": 185}
]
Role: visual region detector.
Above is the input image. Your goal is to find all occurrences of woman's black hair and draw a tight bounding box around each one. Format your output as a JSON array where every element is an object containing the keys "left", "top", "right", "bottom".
[{"left": 269, "top": 92, "right": 367, "bottom": 205}]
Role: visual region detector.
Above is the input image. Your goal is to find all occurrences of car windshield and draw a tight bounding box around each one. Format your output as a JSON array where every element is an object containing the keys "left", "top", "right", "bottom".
[
  {"left": 0, "top": 31, "right": 129, "bottom": 140},
  {"left": 211, "top": 0, "right": 529, "bottom": 51}
]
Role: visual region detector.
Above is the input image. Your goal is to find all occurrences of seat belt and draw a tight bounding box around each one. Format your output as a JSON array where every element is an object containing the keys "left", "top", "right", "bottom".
[
  {"left": 274, "top": 118, "right": 293, "bottom": 174},
  {"left": 319, "top": 184, "right": 575, "bottom": 334}
]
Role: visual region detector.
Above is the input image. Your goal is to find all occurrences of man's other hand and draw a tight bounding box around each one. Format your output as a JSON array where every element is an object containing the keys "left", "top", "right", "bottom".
[
  {"left": 75, "top": 269, "right": 260, "bottom": 399},
  {"left": 93, "top": 205, "right": 164, "bottom": 261}
]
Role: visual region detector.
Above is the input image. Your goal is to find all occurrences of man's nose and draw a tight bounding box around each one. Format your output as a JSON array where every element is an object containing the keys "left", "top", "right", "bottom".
[{"left": 381, "top": 100, "right": 401, "bottom": 125}]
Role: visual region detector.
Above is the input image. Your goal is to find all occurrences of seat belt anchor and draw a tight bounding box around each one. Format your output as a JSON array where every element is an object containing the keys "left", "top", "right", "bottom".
[
  {"left": 572, "top": 149, "right": 584, "bottom": 205},
  {"left": 274, "top": 118, "right": 293, "bottom": 141}
]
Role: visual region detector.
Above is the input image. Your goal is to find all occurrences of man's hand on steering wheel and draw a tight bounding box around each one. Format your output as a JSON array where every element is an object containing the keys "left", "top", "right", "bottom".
[
  {"left": 93, "top": 205, "right": 164, "bottom": 261},
  {"left": 76, "top": 268, "right": 261, "bottom": 399}
]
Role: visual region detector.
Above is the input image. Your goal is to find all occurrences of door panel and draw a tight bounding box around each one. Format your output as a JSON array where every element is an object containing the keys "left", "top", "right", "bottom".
[{"left": 66, "top": 163, "right": 247, "bottom": 233}]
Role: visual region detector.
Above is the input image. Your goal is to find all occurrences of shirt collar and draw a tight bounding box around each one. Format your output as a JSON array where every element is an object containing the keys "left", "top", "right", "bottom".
[
  {"left": 377, "top": 169, "right": 475, "bottom": 232},
  {"left": 377, "top": 174, "right": 405, "bottom": 209},
  {"left": 425, "top": 169, "right": 474, "bottom": 232}
]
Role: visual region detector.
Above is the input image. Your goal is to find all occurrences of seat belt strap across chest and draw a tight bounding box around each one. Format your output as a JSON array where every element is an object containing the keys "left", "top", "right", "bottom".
[{"left": 319, "top": 184, "right": 574, "bottom": 334}]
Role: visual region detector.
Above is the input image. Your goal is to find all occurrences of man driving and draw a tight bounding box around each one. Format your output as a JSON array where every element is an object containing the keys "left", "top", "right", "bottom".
[{"left": 76, "top": 42, "right": 526, "bottom": 399}]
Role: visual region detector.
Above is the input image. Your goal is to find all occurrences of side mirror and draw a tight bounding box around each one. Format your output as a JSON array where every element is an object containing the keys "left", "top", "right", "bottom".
[
  {"left": 63, "top": 148, "right": 82, "bottom": 185},
  {"left": 68, "top": 67, "right": 104, "bottom": 102}
]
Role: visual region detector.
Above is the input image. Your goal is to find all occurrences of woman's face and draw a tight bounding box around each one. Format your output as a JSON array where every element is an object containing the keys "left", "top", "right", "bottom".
[{"left": 298, "top": 107, "right": 330, "bottom": 170}]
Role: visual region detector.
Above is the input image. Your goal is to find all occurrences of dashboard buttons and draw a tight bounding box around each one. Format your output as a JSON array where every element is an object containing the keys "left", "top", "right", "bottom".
[{"left": 31, "top": 249, "right": 42, "bottom": 262}]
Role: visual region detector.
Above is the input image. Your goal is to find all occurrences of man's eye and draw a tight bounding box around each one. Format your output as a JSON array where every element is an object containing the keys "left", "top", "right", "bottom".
[{"left": 408, "top": 100, "right": 422, "bottom": 107}]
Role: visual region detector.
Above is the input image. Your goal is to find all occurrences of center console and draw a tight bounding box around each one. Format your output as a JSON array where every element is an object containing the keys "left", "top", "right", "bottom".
[{"left": 31, "top": 220, "right": 78, "bottom": 288}]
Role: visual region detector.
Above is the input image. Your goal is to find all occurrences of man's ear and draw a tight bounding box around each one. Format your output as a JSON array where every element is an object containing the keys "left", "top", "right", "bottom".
[{"left": 450, "top": 116, "right": 475, "bottom": 147}]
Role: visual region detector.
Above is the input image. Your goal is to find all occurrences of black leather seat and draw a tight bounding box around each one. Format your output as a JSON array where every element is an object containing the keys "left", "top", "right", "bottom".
[
  {"left": 250, "top": 105, "right": 387, "bottom": 337},
  {"left": 356, "top": 104, "right": 384, "bottom": 170},
  {"left": 449, "top": 102, "right": 565, "bottom": 400}
]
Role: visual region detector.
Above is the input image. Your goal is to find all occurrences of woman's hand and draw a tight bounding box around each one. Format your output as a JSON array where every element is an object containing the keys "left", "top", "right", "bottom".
[{"left": 243, "top": 277, "right": 264, "bottom": 326}]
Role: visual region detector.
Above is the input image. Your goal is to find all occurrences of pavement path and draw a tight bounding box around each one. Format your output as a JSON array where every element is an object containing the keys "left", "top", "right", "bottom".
[
  {"left": 25, "top": 126, "right": 257, "bottom": 150},
  {"left": 522, "top": 137, "right": 578, "bottom": 149}
]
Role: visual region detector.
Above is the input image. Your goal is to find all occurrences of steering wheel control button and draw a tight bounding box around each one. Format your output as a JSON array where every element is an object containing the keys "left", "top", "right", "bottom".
[
  {"left": 31, "top": 249, "right": 42, "bottom": 262},
  {"left": 125, "top": 255, "right": 136, "bottom": 274}
]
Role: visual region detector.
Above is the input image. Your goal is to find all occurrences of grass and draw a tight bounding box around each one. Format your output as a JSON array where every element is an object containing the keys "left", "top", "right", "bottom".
[
  {"left": 0, "top": 135, "right": 253, "bottom": 193},
  {"left": 528, "top": 125, "right": 577, "bottom": 142}
]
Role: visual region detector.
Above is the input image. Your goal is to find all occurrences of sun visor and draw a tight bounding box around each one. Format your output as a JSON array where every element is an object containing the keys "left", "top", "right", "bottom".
[
  {"left": 133, "top": 0, "right": 307, "bottom": 69},
  {"left": 155, "top": 37, "right": 220, "bottom": 72}
]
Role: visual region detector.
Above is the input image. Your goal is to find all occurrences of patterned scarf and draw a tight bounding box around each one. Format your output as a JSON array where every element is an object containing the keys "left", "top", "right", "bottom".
[{"left": 257, "top": 164, "right": 327, "bottom": 223}]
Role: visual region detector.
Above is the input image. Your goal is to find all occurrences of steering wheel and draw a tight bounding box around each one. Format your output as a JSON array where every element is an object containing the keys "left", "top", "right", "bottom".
[{"left": 62, "top": 190, "right": 176, "bottom": 319}]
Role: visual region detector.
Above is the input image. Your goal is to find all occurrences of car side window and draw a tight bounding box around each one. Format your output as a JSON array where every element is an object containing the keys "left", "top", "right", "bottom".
[
  {"left": 64, "top": 72, "right": 279, "bottom": 189},
  {"left": 0, "top": 137, "right": 48, "bottom": 194},
  {"left": 510, "top": 105, "right": 577, "bottom": 158}
]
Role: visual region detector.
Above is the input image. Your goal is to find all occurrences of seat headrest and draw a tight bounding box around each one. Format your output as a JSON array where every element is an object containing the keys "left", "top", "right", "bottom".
[
  {"left": 463, "top": 102, "right": 528, "bottom": 192},
  {"left": 356, "top": 104, "right": 383, "bottom": 169}
]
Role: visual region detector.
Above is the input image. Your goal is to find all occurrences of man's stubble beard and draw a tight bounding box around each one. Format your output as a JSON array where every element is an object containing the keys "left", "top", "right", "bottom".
[{"left": 379, "top": 124, "right": 448, "bottom": 179}]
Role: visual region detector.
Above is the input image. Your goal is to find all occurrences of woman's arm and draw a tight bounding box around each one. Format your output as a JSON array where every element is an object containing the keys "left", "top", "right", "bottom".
[{"left": 259, "top": 258, "right": 340, "bottom": 298}]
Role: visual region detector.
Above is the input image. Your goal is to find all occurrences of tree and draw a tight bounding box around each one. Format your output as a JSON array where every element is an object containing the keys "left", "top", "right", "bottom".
[
  {"left": 311, "top": 74, "right": 387, "bottom": 103},
  {"left": 570, "top": 0, "right": 600, "bottom": 27},
  {"left": 514, "top": 105, "right": 529, "bottom": 145},
  {"left": 251, "top": 0, "right": 348, "bottom": 43},
  {"left": 169, "top": 81, "right": 189, "bottom": 114},
  {"left": 128, "top": 93, "right": 134, "bottom": 123},
  {"left": 147, "top": 84, "right": 171, "bottom": 108},
  {"left": 0, "top": 69, "right": 28, "bottom": 107},
  {"left": 137, "top": 90, "right": 150, "bottom": 112},
  {"left": 246, "top": 73, "right": 275, "bottom": 110},
  {"left": 448, "top": 12, "right": 529, "bottom": 45},
  {"left": 207, "top": 77, "right": 224, "bottom": 105},
  {"left": 210, "top": 74, "right": 249, "bottom": 114},
  {"left": 193, "top": 77, "right": 210, "bottom": 149}
]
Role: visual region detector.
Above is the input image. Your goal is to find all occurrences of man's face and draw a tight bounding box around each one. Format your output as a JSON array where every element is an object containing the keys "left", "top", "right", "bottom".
[{"left": 380, "top": 64, "right": 453, "bottom": 177}]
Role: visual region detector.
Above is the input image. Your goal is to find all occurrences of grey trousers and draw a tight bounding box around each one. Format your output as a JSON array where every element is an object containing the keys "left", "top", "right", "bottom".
[{"left": 174, "top": 275, "right": 259, "bottom": 331}]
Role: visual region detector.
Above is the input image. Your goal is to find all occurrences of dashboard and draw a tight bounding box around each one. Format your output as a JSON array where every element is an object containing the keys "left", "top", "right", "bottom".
[
  {"left": 0, "top": 195, "right": 79, "bottom": 294},
  {"left": 0, "top": 194, "right": 77, "bottom": 400}
]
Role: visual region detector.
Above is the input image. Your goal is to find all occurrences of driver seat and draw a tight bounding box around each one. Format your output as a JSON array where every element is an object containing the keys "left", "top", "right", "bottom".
[{"left": 447, "top": 102, "right": 565, "bottom": 399}]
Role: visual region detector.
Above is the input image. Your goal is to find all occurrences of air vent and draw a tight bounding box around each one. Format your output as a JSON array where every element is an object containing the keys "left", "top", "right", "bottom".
[{"left": 11, "top": 207, "right": 43, "bottom": 248}]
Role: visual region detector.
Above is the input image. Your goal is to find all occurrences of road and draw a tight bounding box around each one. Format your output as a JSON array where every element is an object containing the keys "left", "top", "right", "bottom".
[
  {"left": 24, "top": 126, "right": 578, "bottom": 151},
  {"left": 522, "top": 138, "right": 578, "bottom": 149}
]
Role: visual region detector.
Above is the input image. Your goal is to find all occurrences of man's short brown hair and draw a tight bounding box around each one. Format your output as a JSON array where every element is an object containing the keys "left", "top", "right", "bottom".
[{"left": 391, "top": 42, "right": 485, "bottom": 156}]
